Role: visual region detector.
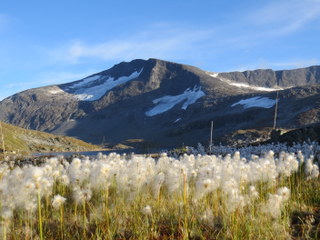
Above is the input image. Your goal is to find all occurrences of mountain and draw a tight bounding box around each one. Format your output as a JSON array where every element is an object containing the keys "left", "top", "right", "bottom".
[
  {"left": 218, "top": 65, "right": 320, "bottom": 88},
  {"left": 0, "top": 58, "right": 319, "bottom": 148},
  {"left": 0, "top": 121, "right": 103, "bottom": 154}
]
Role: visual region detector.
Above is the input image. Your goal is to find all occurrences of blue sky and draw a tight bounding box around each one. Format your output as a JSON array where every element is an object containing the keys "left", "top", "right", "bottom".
[{"left": 1, "top": 0, "right": 320, "bottom": 100}]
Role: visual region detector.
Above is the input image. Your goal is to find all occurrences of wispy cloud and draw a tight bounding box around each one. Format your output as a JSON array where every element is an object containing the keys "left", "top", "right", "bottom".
[
  {"left": 32, "top": 1, "right": 320, "bottom": 74},
  {"left": 248, "top": 0, "right": 320, "bottom": 36},
  {"left": 47, "top": 25, "right": 216, "bottom": 64},
  {"left": 218, "top": 0, "right": 320, "bottom": 51}
]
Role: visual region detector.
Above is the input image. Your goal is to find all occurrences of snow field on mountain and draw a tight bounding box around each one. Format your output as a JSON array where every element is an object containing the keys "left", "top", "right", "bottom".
[
  {"left": 208, "top": 72, "right": 283, "bottom": 92},
  {"left": 145, "top": 86, "right": 205, "bottom": 116},
  {"left": 1, "top": 142, "right": 319, "bottom": 239},
  {"left": 67, "top": 68, "right": 143, "bottom": 101},
  {"left": 48, "top": 87, "right": 64, "bottom": 95},
  {"left": 231, "top": 96, "right": 277, "bottom": 109}
]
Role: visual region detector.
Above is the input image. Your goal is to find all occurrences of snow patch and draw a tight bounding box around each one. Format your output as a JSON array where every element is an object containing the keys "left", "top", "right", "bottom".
[
  {"left": 228, "top": 82, "right": 281, "bottom": 91},
  {"left": 146, "top": 86, "right": 205, "bottom": 117},
  {"left": 70, "top": 69, "right": 143, "bottom": 101},
  {"left": 231, "top": 96, "right": 276, "bottom": 109},
  {"left": 174, "top": 118, "right": 182, "bottom": 123},
  {"left": 209, "top": 72, "right": 219, "bottom": 78},
  {"left": 48, "top": 89, "right": 63, "bottom": 94},
  {"left": 207, "top": 72, "right": 282, "bottom": 92},
  {"left": 69, "top": 75, "right": 101, "bottom": 89}
]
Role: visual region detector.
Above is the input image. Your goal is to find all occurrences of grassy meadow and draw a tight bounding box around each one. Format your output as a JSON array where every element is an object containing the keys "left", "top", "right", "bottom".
[{"left": 0, "top": 142, "right": 320, "bottom": 239}]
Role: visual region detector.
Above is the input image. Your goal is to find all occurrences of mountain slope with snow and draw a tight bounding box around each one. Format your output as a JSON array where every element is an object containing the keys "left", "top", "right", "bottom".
[
  {"left": 145, "top": 86, "right": 205, "bottom": 117},
  {"left": 0, "top": 59, "right": 319, "bottom": 148},
  {"left": 217, "top": 65, "right": 320, "bottom": 88},
  {"left": 65, "top": 68, "right": 143, "bottom": 101}
]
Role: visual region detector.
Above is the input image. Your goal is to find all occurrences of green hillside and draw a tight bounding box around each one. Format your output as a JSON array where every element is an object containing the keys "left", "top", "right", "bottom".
[{"left": 0, "top": 121, "right": 104, "bottom": 155}]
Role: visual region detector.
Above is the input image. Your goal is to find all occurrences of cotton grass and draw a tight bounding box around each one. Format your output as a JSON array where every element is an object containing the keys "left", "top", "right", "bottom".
[{"left": 0, "top": 142, "right": 320, "bottom": 239}]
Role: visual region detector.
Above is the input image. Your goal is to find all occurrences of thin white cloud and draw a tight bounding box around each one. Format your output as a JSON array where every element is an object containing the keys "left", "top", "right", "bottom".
[
  {"left": 212, "top": 0, "right": 320, "bottom": 57},
  {"left": 249, "top": 0, "right": 320, "bottom": 35},
  {"left": 48, "top": 25, "right": 215, "bottom": 64}
]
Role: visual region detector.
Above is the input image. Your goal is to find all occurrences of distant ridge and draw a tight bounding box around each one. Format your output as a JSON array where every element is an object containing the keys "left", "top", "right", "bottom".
[{"left": 218, "top": 65, "right": 320, "bottom": 88}]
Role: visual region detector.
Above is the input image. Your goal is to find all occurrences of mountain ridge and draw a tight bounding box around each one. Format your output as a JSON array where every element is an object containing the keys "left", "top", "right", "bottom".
[
  {"left": 0, "top": 58, "right": 319, "bottom": 148},
  {"left": 218, "top": 65, "right": 320, "bottom": 88}
]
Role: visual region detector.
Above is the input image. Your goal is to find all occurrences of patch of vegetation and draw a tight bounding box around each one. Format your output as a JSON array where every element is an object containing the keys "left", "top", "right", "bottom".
[
  {"left": 0, "top": 121, "right": 103, "bottom": 156},
  {"left": 0, "top": 143, "right": 320, "bottom": 239}
]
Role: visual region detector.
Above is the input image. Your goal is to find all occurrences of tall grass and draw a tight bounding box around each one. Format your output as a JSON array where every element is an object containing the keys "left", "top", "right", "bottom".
[{"left": 0, "top": 143, "right": 320, "bottom": 239}]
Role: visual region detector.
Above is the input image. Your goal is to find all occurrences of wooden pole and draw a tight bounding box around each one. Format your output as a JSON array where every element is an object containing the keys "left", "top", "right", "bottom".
[
  {"left": 273, "top": 91, "right": 279, "bottom": 129},
  {"left": 0, "top": 121, "right": 5, "bottom": 158},
  {"left": 209, "top": 121, "right": 213, "bottom": 153}
]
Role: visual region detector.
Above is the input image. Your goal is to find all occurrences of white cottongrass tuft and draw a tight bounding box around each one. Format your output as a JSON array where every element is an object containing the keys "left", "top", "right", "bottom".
[
  {"left": 276, "top": 187, "right": 291, "bottom": 201},
  {"left": 152, "top": 172, "right": 165, "bottom": 198},
  {"left": 1, "top": 209, "right": 13, "bottom": 221},
  {"left": 305, "top": 156, "right": 319, "bottom": 180},
  {"left": 52, "top": 195, "right": 67, "bottom": 210},
  {"left": 261, "top": 187, "right": 290, "bottom": 218},
  {"left": 200, "top": 209, "right": 215, "bottom": 227},
  {"left": 141, "top": 205, "right": 152, "bottom": 216},
  {"left": 73, "top": 187, "right": 93, "bottom": 204}
]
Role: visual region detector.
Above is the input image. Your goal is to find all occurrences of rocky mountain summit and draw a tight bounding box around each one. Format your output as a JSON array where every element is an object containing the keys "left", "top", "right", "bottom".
[{"left": 0, "top": 59, "right": 319, "bottom": 148}]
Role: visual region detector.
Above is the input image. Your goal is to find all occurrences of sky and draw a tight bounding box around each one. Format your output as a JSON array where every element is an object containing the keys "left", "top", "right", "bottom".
[{"left": 0, "top": 0, "right": 320, "bottom": 100}]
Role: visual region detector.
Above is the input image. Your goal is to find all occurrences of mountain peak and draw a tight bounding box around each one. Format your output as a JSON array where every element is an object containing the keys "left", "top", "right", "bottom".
[{"left": 0, "top": 60, "right": 320, "bottom": 148}]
